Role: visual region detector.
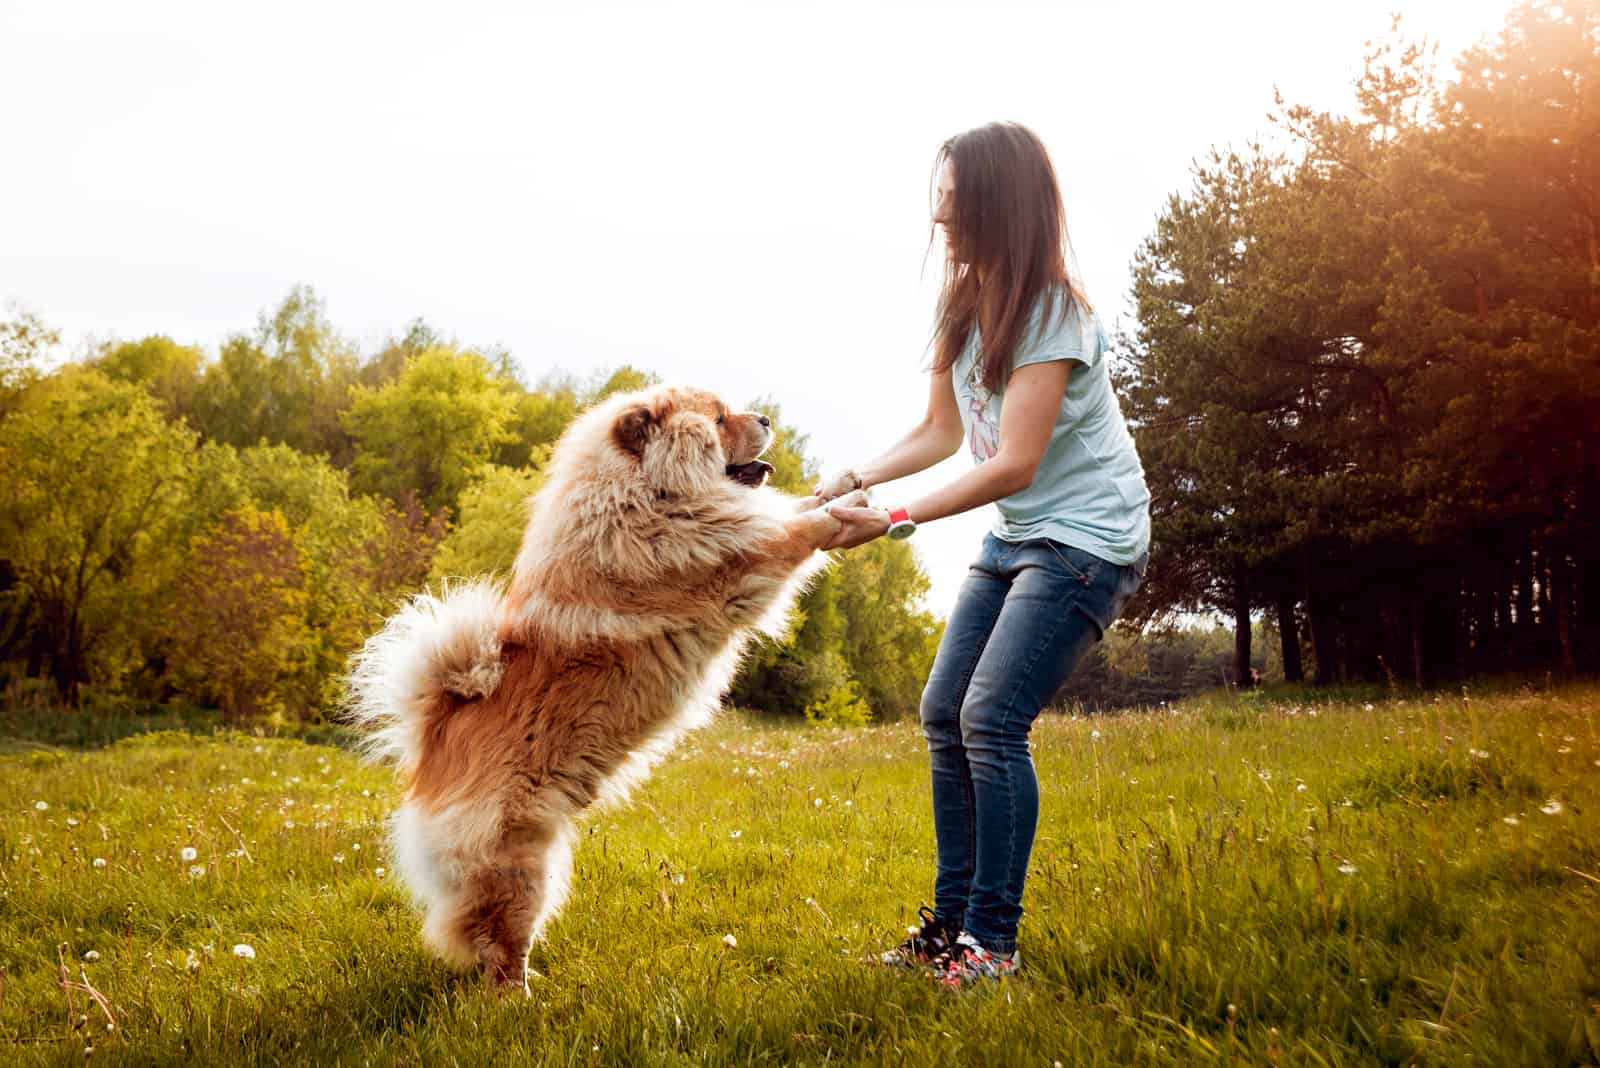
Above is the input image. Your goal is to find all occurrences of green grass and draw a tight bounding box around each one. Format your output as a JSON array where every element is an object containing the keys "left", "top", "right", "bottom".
[{"left": 2, "top": 684, "right": 1598, "bottom": 1066}]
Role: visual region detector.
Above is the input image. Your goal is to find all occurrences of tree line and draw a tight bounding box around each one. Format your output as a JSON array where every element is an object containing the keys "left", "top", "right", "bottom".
[
  {"left": 1122, "top": 2, "right": 1600, "bottom": 687},
  {"left": 0, "top": 291, "right": 941, "bottom": 722}
]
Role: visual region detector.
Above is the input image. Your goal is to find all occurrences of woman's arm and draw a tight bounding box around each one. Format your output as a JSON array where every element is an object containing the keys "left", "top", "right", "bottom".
[
  {"left": 825, "top": 359, "right": 1072, "bottom": 549},
  {"left": 815, "top": 369, "right": 963, "bottom": 497}
]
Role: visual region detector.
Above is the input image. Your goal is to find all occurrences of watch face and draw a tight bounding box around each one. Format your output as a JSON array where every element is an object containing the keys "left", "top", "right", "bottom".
[{"left": 888, "top": 522, "right": 915, "bottom": 540}]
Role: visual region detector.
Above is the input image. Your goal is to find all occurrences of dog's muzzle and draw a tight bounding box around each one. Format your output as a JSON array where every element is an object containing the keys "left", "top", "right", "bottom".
[{"left": 725, "top": 460, "right": 774, "bottom": 488}]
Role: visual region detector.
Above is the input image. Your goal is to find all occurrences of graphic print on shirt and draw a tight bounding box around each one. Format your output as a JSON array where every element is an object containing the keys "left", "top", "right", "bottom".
[{"left": 966, "top": 386, "right": 999, "bottom": 462}]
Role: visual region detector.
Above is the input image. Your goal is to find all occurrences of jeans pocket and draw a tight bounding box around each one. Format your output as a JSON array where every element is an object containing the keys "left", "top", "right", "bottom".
[{"left": 1035, "top": 538, "right": 1096, "bottom": 587}]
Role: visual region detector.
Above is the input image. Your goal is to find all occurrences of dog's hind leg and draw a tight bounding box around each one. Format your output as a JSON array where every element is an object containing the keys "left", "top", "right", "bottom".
[{"left": 453, "top": 819, "right": 576, "bottom": 993}]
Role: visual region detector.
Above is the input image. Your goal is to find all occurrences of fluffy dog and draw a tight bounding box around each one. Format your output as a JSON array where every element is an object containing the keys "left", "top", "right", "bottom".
[{"left": 346, "top": 384, "right": 854, "bottom": 991}]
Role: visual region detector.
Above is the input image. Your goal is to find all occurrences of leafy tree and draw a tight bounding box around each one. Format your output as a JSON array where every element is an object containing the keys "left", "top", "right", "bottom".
[
  {"left": 90, "top": 335, "right": 203, "bottom": 424},
  {"left": 0, "top": 303, "right": 58, "bottom": 413},
  {"left": 0, "top": 369, "right": 198, "bottom": 701},
  {"left": 429, "top": 460, "right": 547, "bottom": 583},
  {"left": 192, "top": 286, "right": 359, "bottom": 460},
  {"left": 166, "top": 507, "right": 311, "bottom": 720},
  {"left": 586, "top": 364, "right": 660, "bottom": 404},
  {"left": 343, "top": 344, "right": 519, "bottom": 514}
]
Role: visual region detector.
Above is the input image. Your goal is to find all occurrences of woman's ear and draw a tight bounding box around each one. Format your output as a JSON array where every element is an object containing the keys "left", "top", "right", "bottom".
[{"left": 611, "top": 403, "right": 656, "bottom": 458}]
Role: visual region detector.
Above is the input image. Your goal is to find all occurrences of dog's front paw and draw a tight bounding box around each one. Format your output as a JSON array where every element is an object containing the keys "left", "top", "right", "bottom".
[{"left": 828, "top": 489, "right": 869, "bottom": 510}]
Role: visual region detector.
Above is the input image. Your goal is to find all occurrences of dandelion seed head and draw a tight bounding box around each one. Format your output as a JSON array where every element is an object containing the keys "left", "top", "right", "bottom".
[
  {"left": 332, "top": 853, "right": 346, "bottom": 864},
  {"left": 179, "top": 847, "right": 197, "bottom": 862},
  {"left": 83, "top": 950, "right": 100, "bottom": 962},
  {"left": 1502, "top": 815, "right": 1521, "bottom": 825},
  {"left": 92, "top": 858, "right": 106, "bottom": 869},
  {"left": 66, "top": 817, "right": 79, "bottom": 828},
  {"left": 232, "top": 944, "right": 256, "bottom": 959},
  {"left": 722, "top": 933, "right": 737, "bottom": 948},
  {"left": 1541, "top": 798, "right": 1564, "bottom": 815},
  {"left": 33, "top": 801, "right": 48, "bottom": 812},
  {"left": 189, "top": 865, "right": 205, "bottom": 877},
  {"left": 1337, "top": 861, "right": 1357, "bottom": 875}
]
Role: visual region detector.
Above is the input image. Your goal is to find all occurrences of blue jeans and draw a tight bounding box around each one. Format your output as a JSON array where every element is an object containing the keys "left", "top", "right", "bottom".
[{"left": 920, "top": 534, "right": 1145, "bottom": 953}]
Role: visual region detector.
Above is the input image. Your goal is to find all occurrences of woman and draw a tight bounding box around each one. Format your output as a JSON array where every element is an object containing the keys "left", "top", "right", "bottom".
[{"left": 816, "top": 121, "right": 1150, "bottom": 987}]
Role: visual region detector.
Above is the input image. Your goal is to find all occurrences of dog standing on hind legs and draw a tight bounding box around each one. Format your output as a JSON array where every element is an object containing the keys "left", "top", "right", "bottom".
[{"left": 346, "top": 384, "right": 858, "bottom": 992}]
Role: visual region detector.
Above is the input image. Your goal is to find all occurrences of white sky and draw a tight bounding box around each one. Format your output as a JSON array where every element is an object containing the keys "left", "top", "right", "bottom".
[{"left": 1, "top": 0, "right": 1515, "bottom": 616}]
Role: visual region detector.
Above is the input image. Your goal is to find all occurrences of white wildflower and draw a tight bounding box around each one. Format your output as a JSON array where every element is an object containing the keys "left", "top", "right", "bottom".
[
  {"left": 1090, "top": 729, "right": 1101, "bottom": 740},
  {"left": 813, "top": 798, "right": 823, "bottom": 808},
  {"left": 1469, "top": 749, "right": 1489, "bottom": 760},
  {"left": 231, "top": 944, "right": 255, "bottom": 959},
  {"left": 83, "top": 950, "right": 100, "bottom": 962},
  {"left": 1541, "top": 799, "right": 1564, "bottom": 816},
  {"left": 722, "top": 934, "right": 737, "bottom": 948},
  {"left": 66, "top": 817, "right": 79, "bottom": 828},
  {"left": 189, "top": 864, "right": 206, "bottom": 877},
  {"left": 33, "top": 801, "right": 48, "bottom": 812},
  {"left": 180, "top": 847, "right": 197, "bottom": 862},
  {"left": 374, "top": 867, "right": 385, "bottom": 878},
  {"left": 728, "top": 830, "right": 742, "bottom": 839},
  {"left": 1502, "top": 815, "right": 1521, "bottom": 826},
  {"left": 1337, "top": 861, "right": 1357, "bottom": 875},
  {"left": 332, "top": 853, "right": 346, "bottom": 864},
  {"left": 92, "top": 858, "right": 107, "bottom": 869}
]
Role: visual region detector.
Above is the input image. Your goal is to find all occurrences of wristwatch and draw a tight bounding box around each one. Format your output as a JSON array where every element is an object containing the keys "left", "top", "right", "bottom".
[{"left": 886, "top": 507, "right": 917, "bottom": 540}]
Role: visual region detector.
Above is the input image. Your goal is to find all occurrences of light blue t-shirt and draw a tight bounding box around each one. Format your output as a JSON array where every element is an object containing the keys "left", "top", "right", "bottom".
[{"left": 952, "top": 292, "right": 1151, "bottom": 566}]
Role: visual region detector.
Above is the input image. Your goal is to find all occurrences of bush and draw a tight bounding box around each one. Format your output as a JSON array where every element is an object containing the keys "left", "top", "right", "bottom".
[{"left": 804, "top": 680, "right": 873, "bottom": 727}]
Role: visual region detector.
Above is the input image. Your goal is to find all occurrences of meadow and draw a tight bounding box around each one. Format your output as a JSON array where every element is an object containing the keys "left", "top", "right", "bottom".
[{"left": 1, "top": 682, "right": 1596, "bottom": 1066}]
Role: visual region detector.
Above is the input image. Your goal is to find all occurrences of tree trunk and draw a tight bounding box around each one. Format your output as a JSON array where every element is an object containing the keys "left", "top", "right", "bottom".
[
  {"left": 1555, "top": 552, "right": 1578, "bottom": 675},
  {"left": 1233, "top": 565, "right": 1253, "bottom": 689},
  {"left": 1277, "top": 589, "right": 1304, "bottom": 683},
  {"left": 1411, "top": 593, "right": 1427, "bottom": 689},
  {"left": 1308, "top": 591, "right": 1337, "bottom": 687}
]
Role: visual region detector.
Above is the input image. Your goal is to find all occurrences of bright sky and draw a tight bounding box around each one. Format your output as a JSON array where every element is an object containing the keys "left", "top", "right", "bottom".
[{"left": 1, "top": 0, "right": 1515, "bottom": 616}]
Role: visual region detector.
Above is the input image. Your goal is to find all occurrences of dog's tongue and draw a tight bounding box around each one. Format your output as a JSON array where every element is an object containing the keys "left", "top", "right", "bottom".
[{"left": 725, "top": 460, "right": 774, "bottom": 488}]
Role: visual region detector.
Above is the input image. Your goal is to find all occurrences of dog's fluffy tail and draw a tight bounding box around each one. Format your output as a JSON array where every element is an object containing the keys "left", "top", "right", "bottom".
[{"left": 345, "top": 579, "right": 506, "bottom": 774}]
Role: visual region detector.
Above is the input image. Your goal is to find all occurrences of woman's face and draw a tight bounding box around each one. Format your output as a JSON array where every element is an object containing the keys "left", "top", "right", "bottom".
[{"left": 932, "top": 158, "right": 957, "bottom": 255}]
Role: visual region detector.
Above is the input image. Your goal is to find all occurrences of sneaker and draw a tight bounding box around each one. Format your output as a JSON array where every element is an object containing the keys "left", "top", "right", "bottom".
[
  {"left": 878, "top": 905, "right": 958, "bottom": 968},
  {"left": 937, "top": 932, "right": 1020, "bottom": 988}
]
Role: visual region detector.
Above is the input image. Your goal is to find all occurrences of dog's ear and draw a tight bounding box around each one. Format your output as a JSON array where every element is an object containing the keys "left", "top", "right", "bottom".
[{"left": 611, "top": 403, "right": 656, "bottom": 459}]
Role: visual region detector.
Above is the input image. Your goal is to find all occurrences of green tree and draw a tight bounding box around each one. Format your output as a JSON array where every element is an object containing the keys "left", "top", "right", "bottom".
[
  {"left": 166, "top": 507, "right": 311, "bottom": 720},
  {"left": 0, "top": 303, "right": 58, "bottom": 413},
  {"left": 0, "top": 369, "right": 198, "bottom": 701},
  {"left": 90, "top": 335, "right": 203, "bottom": 425},
  {"left": 343, "top": 344, "right": 519, "bottom": 514},
  {"left": 429, "top": 459, "right": 548, "bottom": 583},
  {"left": 192, "top": 286, "right": 359, "bottom": 460}
]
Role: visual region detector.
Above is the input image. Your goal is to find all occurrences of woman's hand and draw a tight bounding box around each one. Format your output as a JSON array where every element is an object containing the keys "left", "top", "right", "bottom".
[{"left": 822, "top": 505, "right": 889, "bottom": 550}]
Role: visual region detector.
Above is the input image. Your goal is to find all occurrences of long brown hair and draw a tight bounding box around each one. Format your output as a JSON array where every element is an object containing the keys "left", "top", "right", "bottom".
[{"left": 930, "top": 122, "right": 1087, "bottom": 394}]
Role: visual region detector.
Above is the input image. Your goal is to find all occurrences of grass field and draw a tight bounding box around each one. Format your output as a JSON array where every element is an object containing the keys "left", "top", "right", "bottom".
[{"left": 1, "top": 682, "right": 1597, "bottom": 1066}]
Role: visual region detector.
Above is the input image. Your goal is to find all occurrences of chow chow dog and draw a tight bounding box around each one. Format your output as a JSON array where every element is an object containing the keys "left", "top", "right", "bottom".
[{"left": 347, "top": 385, "right": 856, "bottom": 991}]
